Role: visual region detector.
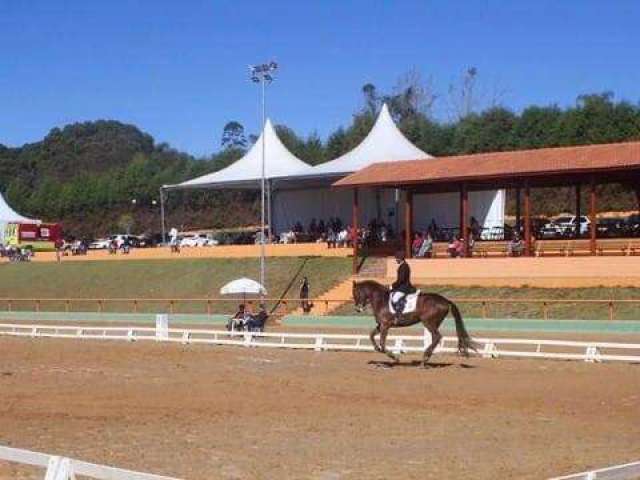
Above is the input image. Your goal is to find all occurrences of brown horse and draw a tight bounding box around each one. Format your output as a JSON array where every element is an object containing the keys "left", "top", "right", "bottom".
[{"left": 352, "top": 280, "right": 477, "bottom": 367}]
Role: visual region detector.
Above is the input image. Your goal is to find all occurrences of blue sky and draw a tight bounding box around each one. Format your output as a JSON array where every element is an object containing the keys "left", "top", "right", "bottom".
[{"left": 1, "top": 0, "right": 639, "bottom": 156}]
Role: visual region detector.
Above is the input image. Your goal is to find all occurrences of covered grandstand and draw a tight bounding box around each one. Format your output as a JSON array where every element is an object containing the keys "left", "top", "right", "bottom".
[{"left": 335, "top": 140, "right": 640, "bottom": 266}]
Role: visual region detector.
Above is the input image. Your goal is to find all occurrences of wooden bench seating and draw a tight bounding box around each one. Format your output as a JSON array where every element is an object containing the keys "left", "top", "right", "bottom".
[
  {"left": 535, "top": 240, "right": 569, "bottom": 257},
  {"left": 565, "top": 239, "right": 592, "bottom": 256},
  {"left": 430, "top": 242, "right": 450, "bottom": 258},
  {"left": 597, "top": 239, "right": 640, "bottom": 256},
  {"left": 536, "top": 239, "right": 592, "bottom": 256},
  {"left": 472, "top": 242, "right": 509, "bottom": 257}
]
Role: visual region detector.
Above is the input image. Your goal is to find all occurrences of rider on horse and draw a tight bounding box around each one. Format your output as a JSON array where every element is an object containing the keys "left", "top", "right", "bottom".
[{"left": 390, "top": 250, "right": 416, "bottom": 322}]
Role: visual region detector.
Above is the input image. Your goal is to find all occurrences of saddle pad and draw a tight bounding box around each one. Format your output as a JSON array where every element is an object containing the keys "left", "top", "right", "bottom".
[{"left": 389, "top": 290, "right": 421, "bottom": 315}]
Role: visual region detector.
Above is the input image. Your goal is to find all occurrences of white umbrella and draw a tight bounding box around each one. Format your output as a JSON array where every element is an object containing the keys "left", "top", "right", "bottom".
[{"left": 220, "top": 277, "right": 267, "bottom": 296}]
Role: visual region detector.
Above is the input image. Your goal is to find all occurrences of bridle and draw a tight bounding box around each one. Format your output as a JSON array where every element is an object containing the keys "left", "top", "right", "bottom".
[{"left": 353, "top": 285, "right": 369, "bottom": 313}]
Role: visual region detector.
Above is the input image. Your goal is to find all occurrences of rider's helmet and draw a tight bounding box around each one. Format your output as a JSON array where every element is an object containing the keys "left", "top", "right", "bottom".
[{"left": 394, "top": 250, "right": 405, "bottom": 263}]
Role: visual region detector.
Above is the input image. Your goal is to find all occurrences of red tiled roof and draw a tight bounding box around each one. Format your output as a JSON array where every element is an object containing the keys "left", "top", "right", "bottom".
[{"left": 333, "top": 141, "right": 640, "bottom": 188}]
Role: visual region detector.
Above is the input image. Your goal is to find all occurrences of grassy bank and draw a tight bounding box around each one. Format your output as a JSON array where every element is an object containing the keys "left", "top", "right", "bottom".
[
  {"left": 333, "top": 284, "right": 640, "bottom": 320},
  {"left": 0, "top": 257, "right": 352, "bottom": 314}
]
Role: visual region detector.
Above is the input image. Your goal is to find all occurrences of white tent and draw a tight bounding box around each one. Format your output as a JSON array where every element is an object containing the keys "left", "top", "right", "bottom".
[
  {"left": 167, "top": 118, "right": 315, "bottom": 190},
  {"left": 0, "top": 192, "right": 40, "bottom": 224},
  {"left": 0, "top": 192, "right": 40, "bottom": 244},
  {"left": 312, "top": 104, "right": 432, "bottom": 176}
]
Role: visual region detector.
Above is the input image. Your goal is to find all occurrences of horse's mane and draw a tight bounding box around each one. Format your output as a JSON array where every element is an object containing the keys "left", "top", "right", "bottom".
[{"left": 354, "top": 279, "right": 388, "bottom": 292}]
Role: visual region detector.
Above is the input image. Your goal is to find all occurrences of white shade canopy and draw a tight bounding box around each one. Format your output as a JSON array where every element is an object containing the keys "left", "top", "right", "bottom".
[
  {"left": 166, "top": 119, "right": 316, "bottom": 190},
  {"left": 220, "top": 277, "right": 267, "bottom": 296},
  {"left": 310, "top": 103, "right": 432, "bottom": 177},
  {"left": 0, "top": 192, "right": 40, "bottom": 224}
]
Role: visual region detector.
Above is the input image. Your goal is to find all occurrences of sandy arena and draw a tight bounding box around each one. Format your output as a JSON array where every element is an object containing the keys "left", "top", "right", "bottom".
[{"left": 0, "top": 336, "right": 639, "bottom": 479}]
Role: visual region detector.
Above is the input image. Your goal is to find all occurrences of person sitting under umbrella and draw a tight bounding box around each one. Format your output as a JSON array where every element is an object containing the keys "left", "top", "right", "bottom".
[
  {"left": 246, "top": 304, "right": 268, "bottom": 332},
  {"left": 227, "top": 304, "right": 249, "bottom": 331}
]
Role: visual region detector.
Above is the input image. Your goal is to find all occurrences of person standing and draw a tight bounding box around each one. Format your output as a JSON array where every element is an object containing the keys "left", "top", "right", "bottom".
[
  {"left": 300, "top": 276, "right": 312, "bottom": 314},
  {"left": 54, "top": 238, "right": 64, "bottom": 263}
]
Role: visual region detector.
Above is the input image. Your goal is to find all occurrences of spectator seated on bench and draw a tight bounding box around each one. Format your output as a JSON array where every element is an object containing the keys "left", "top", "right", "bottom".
[
  {"left": 280, "top": 230, "right": 296, "bottom": 244},
  {"left": 448, "top": 237, "right": 462, "bottom": 258},
  {"left": 416, "top": 233, "right": 433, "bottom": 258},
  {"left": 227, "top": 304, "right": 250, "bottom": 331},
  {"left": 411, "top": 233, "right": 423, "bottom": 257},
  {"left": 508, "top": 235, "right": 524, "bottom": 257},
  {"left": 326, "top": 228, "right": 337, "bottom": 248}
]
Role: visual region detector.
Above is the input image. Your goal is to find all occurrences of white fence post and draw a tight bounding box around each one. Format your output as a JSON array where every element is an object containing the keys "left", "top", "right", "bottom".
[
  {"left": 44, "top": 456, "right": 74, "bottom": 480},
  {"left": 392, "top": 338, "right": 404, "bottom": 355},
  {"left": 482, "top": 342, "right": 498, "bottom": 359},
  {"left": 155, "top": 314, "right": 169, "bottom": 341},
  {"left": 585, "top": 345, "right": 601, "bottom": 363}
]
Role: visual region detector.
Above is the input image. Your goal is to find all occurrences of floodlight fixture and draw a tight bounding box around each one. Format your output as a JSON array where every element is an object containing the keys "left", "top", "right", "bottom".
[{"left": 249, "top": 61, "right": 278, "bottom": 84}]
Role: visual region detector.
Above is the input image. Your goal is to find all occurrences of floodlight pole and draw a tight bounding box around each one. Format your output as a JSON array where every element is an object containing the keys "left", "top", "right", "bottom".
[
  {"left": 159, "top": 187, "right": 166, "bottom": 245},
  {"left": 250, "top": 61, "right": 278, "bottom": 297},
  {"left": 260, "top": 76, "right": 266, "bottom": 294}
]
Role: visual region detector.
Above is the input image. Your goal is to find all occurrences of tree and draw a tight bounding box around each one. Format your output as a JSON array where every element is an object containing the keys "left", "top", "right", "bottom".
[
  {"left": 362, "top": 83, "right": 379, "bottom": 115},
  {"left": 117, "top": 214, "right": 135, "bottom": 234},
  {"left": 221, "top": 121, "right": 247, "bottom": 150},
  {"left": 388, "top": 69, "right": 438, "bottom": 121}
]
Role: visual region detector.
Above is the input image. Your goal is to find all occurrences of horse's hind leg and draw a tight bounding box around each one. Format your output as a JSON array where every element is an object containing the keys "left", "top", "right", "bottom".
[
  {"left": 379, "top": 324, "right": 399, "bottom": 362},
  {"left": 422, "top": 329, "right": 442, "bottom": 368},
  {"left": 369, "top": 324, "right": 382, "bottom": 352}
]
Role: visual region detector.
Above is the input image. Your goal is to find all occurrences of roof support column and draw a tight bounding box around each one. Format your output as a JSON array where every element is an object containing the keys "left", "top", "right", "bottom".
[
  {"left": 460, "top": 183, "right": 469, "bottom": 257},
  {"left": 352, "top": 188, "right": 359, "bottom": 275},
  {"left": 575, "top": 183, "right": 582, "bottom": 239},
  {"left": 515, "top": 187, "right": 521, "bottom": 237},
  {"left": 524, "top": 181, "right": 532, "bottom": 256},
  {"left": 589, "top": 176, "right": 597, "bottom": 255},
  {"left": 404, "top": 189, "right": 413, "bottom": 259}
]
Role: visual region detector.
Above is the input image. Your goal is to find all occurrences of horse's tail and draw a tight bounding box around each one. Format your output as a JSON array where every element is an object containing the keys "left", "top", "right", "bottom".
[{"left": 448, "top": 300, "right": 478, "bottom": 357}]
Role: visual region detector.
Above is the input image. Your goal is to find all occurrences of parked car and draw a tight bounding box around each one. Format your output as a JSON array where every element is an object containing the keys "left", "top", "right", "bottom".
[
  {"left": 89, "top": 234, "right": 136, "bottom": 250},
  {"left": 179, "top": 234, "right": 219, "bottom": 248},
  {"left": 540, "top": 215, "right": 590, "bottom": 238},
  {"left": 135, "top": 234, "right": 154, "bottom": 248},
  {"left": 597, "top": 218, "right": 626, "bottom": 238},
  {"left": 626, "top": 214, "right": 640, "bottom": 237},
  {"left": 88, "top": 238, "right": 111, "bottom": 250}
]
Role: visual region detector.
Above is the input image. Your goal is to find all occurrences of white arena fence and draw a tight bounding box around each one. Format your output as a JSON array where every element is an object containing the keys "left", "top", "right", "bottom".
[
  {"left": 1, "top": 316, "right": 640, "bottom": 363},
  {"left": 0, "top": 444, "right": 180, "bottom": 480},
  {"left": 550, "top": 459, "right": 640, "bottom": 479}
]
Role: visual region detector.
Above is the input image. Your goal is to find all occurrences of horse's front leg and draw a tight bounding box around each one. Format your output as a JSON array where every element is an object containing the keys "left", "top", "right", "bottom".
[
  {"left": 369, "top": 324, "right": 382, "bottom": 352},
  {"left": 379, "top": 322, "right": 399, "bottom": 362},
  {"left": 423, "top": 329, "right": 442, "bottom": 368}
]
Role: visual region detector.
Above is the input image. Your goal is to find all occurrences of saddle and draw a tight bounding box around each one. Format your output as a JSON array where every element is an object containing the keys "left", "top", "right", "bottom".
[{"left": 389, "top": 290, "right": 421, "bottom": 315}]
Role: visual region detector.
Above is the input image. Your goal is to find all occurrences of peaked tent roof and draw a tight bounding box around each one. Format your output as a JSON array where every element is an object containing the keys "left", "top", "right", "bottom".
[
  {"left": 310, "top": 103, "right": 432, "bottom": 177},
  {"left": 166, "top": 119, "right": 316, "bottom": 190},
  {"left": 0, "top": 192, "right": 40, "bottom": 224}
]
